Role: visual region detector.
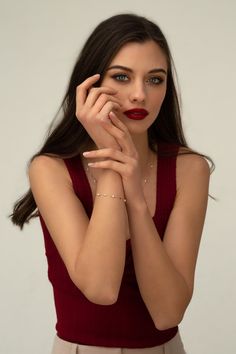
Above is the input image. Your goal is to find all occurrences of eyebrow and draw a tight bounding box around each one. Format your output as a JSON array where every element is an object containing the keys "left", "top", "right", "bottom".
[{"left": 106, "top": 65, "right": 167, "bottom": 75}]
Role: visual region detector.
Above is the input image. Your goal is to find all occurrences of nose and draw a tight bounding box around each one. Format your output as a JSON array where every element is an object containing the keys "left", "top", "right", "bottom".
[{"left": 129, "top": 80, "right": 146, "bottom": 103}]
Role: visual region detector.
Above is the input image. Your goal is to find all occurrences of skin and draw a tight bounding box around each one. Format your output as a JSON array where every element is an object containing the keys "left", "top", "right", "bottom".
[
  {"left": 100, "top": 40, "right": 167, "bottom": 142},
  {"left": 86, "top": 41, "right": 166, "bottom": 190},
  {"left": 29, "top": 40, "right": 210, "bottom": 330}
]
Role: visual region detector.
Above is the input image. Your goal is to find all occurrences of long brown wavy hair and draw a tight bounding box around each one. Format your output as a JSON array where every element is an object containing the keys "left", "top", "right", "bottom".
[{"left": 10, "top": 13, "right": 215, "bottom": 229}]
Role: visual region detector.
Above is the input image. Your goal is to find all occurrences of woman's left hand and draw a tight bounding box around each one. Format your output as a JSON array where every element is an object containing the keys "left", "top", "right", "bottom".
[{"left": 83, "top": 112, "right": 146, "bottom": 206}]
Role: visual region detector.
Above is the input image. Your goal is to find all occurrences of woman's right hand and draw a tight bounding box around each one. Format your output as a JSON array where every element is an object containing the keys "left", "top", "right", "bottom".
[{"left": 76, "top": 74, "right": 122, "bottom": 150}]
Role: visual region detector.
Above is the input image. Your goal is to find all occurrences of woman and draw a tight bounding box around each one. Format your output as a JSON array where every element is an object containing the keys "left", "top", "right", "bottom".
[{"left": 11, "top": 13, "right": 213, "bottom": 354}]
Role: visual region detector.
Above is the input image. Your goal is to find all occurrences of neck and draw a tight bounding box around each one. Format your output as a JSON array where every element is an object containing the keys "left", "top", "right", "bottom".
[{"left": 130, "top": 132, "right": 153, "bottom": 173}]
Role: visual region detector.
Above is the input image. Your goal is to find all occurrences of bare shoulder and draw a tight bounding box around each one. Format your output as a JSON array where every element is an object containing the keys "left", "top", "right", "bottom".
[
  {"left": 29, "top": 154, "right": 71, "bottom": 185},
  {"left": 29, "top": 154, "right": 66, "bottom": 172},
  {"left": 176, "top": 148, "right": 210, "bottom": 191}
]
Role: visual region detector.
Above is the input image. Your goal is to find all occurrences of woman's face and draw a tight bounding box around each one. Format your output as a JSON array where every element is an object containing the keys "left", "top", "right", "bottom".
[{"left": 101, "top": 40, "right": 168, "bottom": 135}]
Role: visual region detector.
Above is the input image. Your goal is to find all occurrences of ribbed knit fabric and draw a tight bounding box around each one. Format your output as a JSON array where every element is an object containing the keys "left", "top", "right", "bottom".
[{"left": 39, "top": 141, "right": 180, "bottom": 348}]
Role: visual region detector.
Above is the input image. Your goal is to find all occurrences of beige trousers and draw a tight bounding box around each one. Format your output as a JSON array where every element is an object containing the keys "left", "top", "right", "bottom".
[{"left": 51, "top": 331, "right": 186, "bottom": 354}]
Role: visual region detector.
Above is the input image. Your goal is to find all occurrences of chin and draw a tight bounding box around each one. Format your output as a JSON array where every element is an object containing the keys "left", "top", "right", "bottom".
[{"left": 124, "top": 120, "right": 155, "bottom": 134}]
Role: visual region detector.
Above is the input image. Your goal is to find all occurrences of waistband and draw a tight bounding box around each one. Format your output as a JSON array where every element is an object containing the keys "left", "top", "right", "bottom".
[{"left": 51, "top": 331, "right": 186, "bottom": 354}]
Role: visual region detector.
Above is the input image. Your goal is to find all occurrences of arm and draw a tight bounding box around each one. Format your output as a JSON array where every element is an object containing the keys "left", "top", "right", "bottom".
[
  {"left": 126, "top": 154, "right": 210, "bottom": 330},
  {"left": 75, "top": 168, "right": 128, "bottom": 304},
  {"left": 29, "top": 156, "right": 128, "bottom": 305},
  {"left": 81, "top": 114, "right": 210, "bottom": 326}
]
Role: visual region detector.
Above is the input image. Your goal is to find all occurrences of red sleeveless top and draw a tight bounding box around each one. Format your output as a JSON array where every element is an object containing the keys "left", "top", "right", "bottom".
[{"left": 39, "top": 142, "right": 180, "bottom": 348}]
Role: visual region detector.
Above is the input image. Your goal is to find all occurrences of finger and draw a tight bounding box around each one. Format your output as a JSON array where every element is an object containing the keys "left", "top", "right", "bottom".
[
  {"left": 96, "top": 102, "right": 121, "bottom": 123},
  {"left": 109, "top": 112, "right": 137, "bottom": 155},
  {"left": 86, "top": 87, "right": 118, "bottom": 108},
  {"left": 109, "top": 111, "right": 128, "bottom": 131},
  {"left": 94, "top": 102, "right": 121, "bottom": 126},
  {"left": 93, "top": 94, "right": 121, "bottom": 113},
  {"left": 76, "top": 74, "right": 100, "bottom": 106},
  {"left": 87, "top": 159, "right": 126, "bottom": 177},
  {"left": 101, "top": 112, "right": 136, "bottom": 156},
  {"left": 83, "top": 148, "right": 128, "bottom": 163}
]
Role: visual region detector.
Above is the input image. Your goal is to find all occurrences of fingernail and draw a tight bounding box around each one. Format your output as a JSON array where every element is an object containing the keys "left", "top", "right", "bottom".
[{"left": 83, "top": 151, "right": 90, "bottom": 156}]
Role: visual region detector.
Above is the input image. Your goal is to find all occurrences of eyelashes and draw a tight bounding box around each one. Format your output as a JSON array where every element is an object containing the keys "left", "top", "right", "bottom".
[
  {"left": 111, "top": 74, "right": 129, "bottom": 82},
  {"left": 111, "top": 73, "right": 164, "bottom": 85},
  {"left": 148, "top": 77, "right": 164, "bottom": 85}
]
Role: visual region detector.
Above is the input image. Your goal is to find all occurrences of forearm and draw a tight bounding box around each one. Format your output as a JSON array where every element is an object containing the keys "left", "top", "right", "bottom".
[
  {"left": 76, "top": 170, "right": 127, "bottom": 304},
  {"left": 127, "top": 201, "right": 191, "bottom": 330}
]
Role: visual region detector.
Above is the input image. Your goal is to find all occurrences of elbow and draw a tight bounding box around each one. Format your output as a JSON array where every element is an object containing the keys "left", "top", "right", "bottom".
[
  {"left": 69, "top": 259, "right": 120, "bottom": 305},
  {"left": 83, "top": 286, "right": 118, "bottom": 305},
  {"left": 155, "top": 288, "right": 192, "bottom": 330},
  {"left": 71, "top": 272, "right": 118, "bottom": 305},
  {"left": 154, "top": 311, "right": 185, "bottom": 331},
  {"left": 154, "top": 285, "right": 192, "bottom": 331}
]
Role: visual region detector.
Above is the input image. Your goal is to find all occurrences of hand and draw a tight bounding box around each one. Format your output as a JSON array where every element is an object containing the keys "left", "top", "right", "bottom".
[
  {"left": 83, "top": 112, "right": 146, "bottom": 205},
  {"left": 76, "top": 74, "right": 122, "bottom": 150}
]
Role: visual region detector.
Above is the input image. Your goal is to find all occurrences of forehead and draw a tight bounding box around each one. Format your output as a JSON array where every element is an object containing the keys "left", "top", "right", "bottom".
[{"left": 109, "top": 40, "right": 167, "bottom": 71}]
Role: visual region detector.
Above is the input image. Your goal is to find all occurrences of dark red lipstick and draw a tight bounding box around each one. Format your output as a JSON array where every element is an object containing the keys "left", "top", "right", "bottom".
[{"left": 124, "top": 109, "right": 149, "bottom": 120}]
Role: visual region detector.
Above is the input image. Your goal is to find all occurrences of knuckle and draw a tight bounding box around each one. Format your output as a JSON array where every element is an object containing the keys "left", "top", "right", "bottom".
[
  {"left": 92, "top": 87, "right": 104, "bottom": 95},
  {"left": 105, "top": 101, "right": 113, "bottom": 110},
  {"left": 100, "top": 93, "right": 108, "bottom": 102},
  {"left": 76, "top": 86, "right": 82, "bottom": 96},
  {"left": 77, "top": 82, "right": 86, "bottom": 91},
  {"left": 75, "top": 107, "right": 80, "bottom": 118},
  {"left": 76, "top": 108, "right": 86, "bottom": 120},
  {"left": 87, "top": 87, "right": 94, "bottom": 96},
  {"left": 97, "top": 113, "right": 104, "bottom": 122},
  {"left": 89, "top": 87, "right": 96, "bottom": 94}
]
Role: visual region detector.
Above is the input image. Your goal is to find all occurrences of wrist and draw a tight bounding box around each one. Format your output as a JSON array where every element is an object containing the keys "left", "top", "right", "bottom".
[
  {"left": 96, "top": 169, "right": 124, "bottom": 195},
  {"left": 126, "top": 196, "right": 148, "bottom": 214},
  {"left": 97, "top": 169, "right": 122, "bottom": 182}
]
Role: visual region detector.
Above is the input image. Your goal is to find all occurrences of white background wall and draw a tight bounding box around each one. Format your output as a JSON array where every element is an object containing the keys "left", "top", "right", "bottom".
[{"left": 1, "top": 1, "right": 235, "bottom": 353}]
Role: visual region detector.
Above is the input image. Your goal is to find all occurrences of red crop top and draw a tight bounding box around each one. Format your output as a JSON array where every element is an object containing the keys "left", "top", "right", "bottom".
[{"left": 39, "top": 141, "right": 180, "bottom": 348}]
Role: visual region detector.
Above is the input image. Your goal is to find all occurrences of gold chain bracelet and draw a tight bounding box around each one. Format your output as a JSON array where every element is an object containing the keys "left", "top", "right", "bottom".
[{"left": 96, "top": 193, "right": 127, "bottom": 203}]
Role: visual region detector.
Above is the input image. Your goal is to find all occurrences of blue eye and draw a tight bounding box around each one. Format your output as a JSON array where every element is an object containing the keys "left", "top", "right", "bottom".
[
  {"left": 148, "top": 77, "right": 163, "bottom": 85},
  {"left": 112, "top": 74, "right": 129, "bottom": 81}
]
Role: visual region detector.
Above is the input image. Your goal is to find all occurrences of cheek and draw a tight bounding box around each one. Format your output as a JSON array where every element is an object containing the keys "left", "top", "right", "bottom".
[
  {"left": 153, "top": 87, "right": 167, "bottom": 105},
  {"left": 150, "top": 93, "right": 166, "bottom": 117}
]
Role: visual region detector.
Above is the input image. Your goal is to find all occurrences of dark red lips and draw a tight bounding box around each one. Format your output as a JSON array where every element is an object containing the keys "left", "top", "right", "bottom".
[{"left": 123, "top": 109, "right": 149, "bottom": 120}]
